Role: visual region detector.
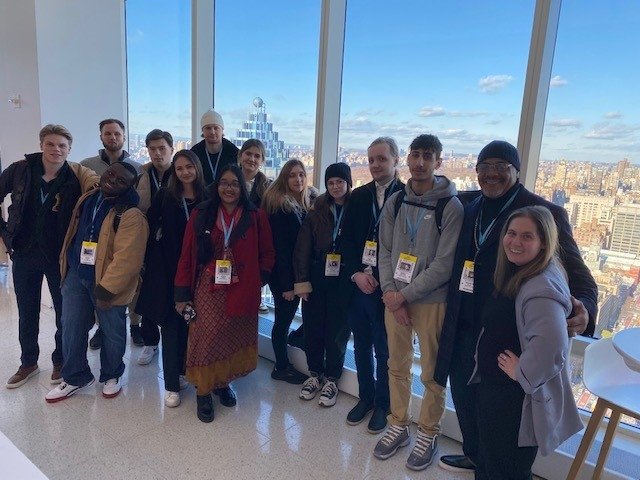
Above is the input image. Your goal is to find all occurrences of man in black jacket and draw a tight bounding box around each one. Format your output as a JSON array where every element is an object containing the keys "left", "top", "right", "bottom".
[
  {"left": 0, "top": 124, "right": 99, "bottom": 388},
  {"left": 340, "top": 137, "right": 404, "bottom": 434},
  {"left": 435, "top": 140, "right": 598, "bottom": 473},
  {"left": 190, "top": 109, "right": 239, "bottom": 185}
]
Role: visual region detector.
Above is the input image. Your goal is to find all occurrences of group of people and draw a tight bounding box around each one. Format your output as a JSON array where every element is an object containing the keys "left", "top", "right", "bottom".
[{"left": 0, "top": 109, "right": 598, "bottom": 479}]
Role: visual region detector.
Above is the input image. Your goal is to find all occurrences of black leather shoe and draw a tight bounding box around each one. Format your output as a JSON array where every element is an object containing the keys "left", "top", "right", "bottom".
[
  {"left": 287, "top": 326, "right": 305, "bottom": 350},
  {"left": 130, "top": 325, "right": 144, "bottom": 346},
  {"left": 197, "top": 394, "right": 214, "bottom": 423},
  {"left": 367, "top": 406, "right": 388, "bottom": 434},
  {"left": 214, "top": 386, "right": 237, "bottom": 407},
  {"left": 346, "top": 400, "right": 374, "bottom": 426},
  {"left": 89, "top": 328, "right": 102, "bottom": 350},
  {"left": 438, "top": 455, "right": 476, "bottom": 472},
  {"left": 271, "top": 365, "right": 308, "bottom": 385}
]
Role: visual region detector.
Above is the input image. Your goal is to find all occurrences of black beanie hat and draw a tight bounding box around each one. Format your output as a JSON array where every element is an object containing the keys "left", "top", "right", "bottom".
[
  {"left": 477, "top": 140, "right": 521, "bottom": 171},
  {"left": 325, "top": 162, "right": 352, "bottom": 188}
]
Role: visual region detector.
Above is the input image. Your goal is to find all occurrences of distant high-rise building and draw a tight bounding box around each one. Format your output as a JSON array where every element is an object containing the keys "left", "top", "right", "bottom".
[
  {"left": 610, "top": 204, "right": 640, "bottom": 255},
  {"left": 234, "top": 97, "right": 289, "bottom": 178}
]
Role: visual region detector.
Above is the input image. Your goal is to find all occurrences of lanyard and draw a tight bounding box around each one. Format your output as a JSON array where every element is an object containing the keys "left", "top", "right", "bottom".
[
  {"left": 181, "top": 197, "right": 190, "bottom": 221},
  {"left": 475, "top": 187, "right": 520, "bottom": 247},
  {"left": 293, "top": 205, "right": 304, "bottom": 225},
  {"left": 89, "top": 193, "right": 106, "bottom": 241},
  {"left": 330, "top": 204, "right": 344, "bottom": 248},
  {"left": 370, "top": 178, "right": 396, "bottom": 237},
  {"left": 40, "top": 188, "right": 49, "bottom": 205},
  {"left": 221, "top": 214, "right": 235, "bottom": 248},
  {"left": 205, "top": 146, "right": 223, "bottom": 181},
  {"left": 405, "top": 203, "right": 425, "bottom": 249},
  {"left": 151, "top": 169, "right": 160, "bottom": 191}
]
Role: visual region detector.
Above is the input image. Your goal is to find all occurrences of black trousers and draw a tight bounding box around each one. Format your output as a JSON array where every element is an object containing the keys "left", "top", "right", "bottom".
[
  {"left": 449, "top": 324, "right": 481, "bottom": 464},
  {"left": 141, "top": 315, "right": 161, "bottom": 346},
  {"left": 475, "top": 380, "right": 538, "bottom": 480},
  {"left": 271, "top": 294, "right": 300, "bottom": 370},
  {"left": 302, "top": 282, "right": 350, "bottom": 380},
  {"left": 160, "top": 309, "right": 188, "bottom": 392},
  {"left": 12, "top": 250, "right": 63, "bottom": 367}
]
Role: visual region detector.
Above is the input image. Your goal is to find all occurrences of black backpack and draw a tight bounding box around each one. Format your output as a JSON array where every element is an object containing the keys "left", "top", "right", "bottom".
[{"left": 393, "top": 190, "right": 452, "bottom": 235}]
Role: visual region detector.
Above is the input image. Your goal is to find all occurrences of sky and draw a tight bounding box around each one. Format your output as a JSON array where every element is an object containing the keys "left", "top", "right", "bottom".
[{"left": 126, "top": 0, "right": 639, "bottom": 163}]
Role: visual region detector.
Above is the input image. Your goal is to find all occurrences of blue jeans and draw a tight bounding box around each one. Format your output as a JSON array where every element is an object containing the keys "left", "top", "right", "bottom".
[
  {"left": 60, "top": 268, "right": 127, "bottom": 385},
  {"left": 346, "top": 288, "right": 390, "bottom": 410}
]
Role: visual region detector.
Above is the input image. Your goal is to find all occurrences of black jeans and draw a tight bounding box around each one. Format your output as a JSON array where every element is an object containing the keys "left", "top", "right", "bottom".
[
  {"left": 12, "top": 250, "right": 63, "bottom": 367},
  {"left": 346, "top": 288, "right": 390, "bottom": 410},
  {"left": 161, "top": 310, "right": 188, "bottom": 392},
  {"left": 141, "top": 315, "right": 161, "bottom": 346},
  {"left": 475, "top": 380, "right": 538, "bottom": 480},
  {"left": 271, "top": 294, "right": 300, "bottom": 370},
  {"left": 302, "top": 281, "right": 350, "bottom": 380}
]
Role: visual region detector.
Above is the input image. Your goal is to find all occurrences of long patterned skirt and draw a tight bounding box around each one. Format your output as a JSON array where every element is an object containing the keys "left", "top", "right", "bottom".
[{"left": 186, "top": 270, "right": 258, "bottom": 395}]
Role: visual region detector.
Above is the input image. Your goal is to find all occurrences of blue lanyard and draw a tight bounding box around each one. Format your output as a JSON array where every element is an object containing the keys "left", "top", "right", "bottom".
[
  {"left": 476, "top": 187, "right": 520, "bottom": 246},
  {"left": 181, "top": 197, "right": 189, "bottom": 221},
  {"left": 205, "top": 146, "right": 223, "bottom": 181},
  {"left": 293, "top": 205, "right": 304, "bottom": 225},
  {"left": 151, "top": 169, "right": 160, "bottom": 190},
  {"left": 330, "top": 204, "right": 344, "bottom": 246},
  {"left": 40, "top": 188, "right": 49, "bottom": 205},
  {"left": 221, "top": 213, "right": 235, "bottom": 248},
  {"left": 370, "top": 179, "right": 396, "bottom": 237},
  {"left": 405, "top": 204, "right": 425, "bottom": 249},
  {"left": 89, "top": 193, "right": 106, "bottom": 241}
]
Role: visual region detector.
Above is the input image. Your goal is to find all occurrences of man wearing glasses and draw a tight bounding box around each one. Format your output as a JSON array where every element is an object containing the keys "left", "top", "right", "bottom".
[{"left": 435, "top": 140, "right": 598, "bottom": 473}]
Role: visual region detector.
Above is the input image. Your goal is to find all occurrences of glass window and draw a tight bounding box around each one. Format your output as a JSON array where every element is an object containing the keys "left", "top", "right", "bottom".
[
  {"left": 126, "top": 0, "right": 192, "bottom": 163},
  {"left": 536, "top": 0, "right": 640, "bottom": 428}
]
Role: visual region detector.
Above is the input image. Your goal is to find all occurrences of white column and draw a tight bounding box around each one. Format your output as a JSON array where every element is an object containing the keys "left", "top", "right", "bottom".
[{"left": 191, "top": 0, "right": 215, "bottom": 143}]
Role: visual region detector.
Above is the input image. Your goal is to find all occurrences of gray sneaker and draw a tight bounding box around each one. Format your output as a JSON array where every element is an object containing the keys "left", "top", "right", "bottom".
[
  {"left": 373, "top": 425, "right": 410, "bottom": 460},
  {"left": 406, "top": 431, "right": 438, "bottom": 471}
]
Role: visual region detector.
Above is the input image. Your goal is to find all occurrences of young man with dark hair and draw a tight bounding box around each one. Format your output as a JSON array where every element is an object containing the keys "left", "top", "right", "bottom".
[
  {"left": 45, "top": 162, "right": 148, "bottom": 402},
  {"left": 190, "top": 109, "right": 239, "bottom": 184},
  {"left": 374, "top": 134, "right": 463, "bottom": 472},
  {"left": 1, "top": 124, "right": 99, "bottom": 388}
]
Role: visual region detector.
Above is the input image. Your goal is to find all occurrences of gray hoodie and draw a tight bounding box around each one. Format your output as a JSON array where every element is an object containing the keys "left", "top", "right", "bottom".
[{"left": 378, "top": 175, "right": 463, "bottom": 304}]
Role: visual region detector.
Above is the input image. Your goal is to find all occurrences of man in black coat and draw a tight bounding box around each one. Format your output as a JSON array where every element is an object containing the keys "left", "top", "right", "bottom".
[
  {"left": 435, "top": 140, "right": 598, "bottom": 473},
  {"left": 339, "top": 137, "right": 405, "bottom": 434},
  {"left": 190, "top": 109, "right": 239, "bottom": 185}
]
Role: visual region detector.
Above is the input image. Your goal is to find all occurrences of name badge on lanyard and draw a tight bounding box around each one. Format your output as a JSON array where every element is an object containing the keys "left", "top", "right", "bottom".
[
  {"left": 80, "top": 241, "right": 98, "bottom": 265},
  {"left": 215, "top": 259, "right": 232, "bottom": 284},
  {"left": 394, "top": 252, "right": 417, "bottom": 283},
  {"left": 325, "top": 253, "right": 341, "bottom": 276},
  {"left": 459, "top": 260, "right": 474, "bottom": 293},
  {"left": 362, "top": 240, "right": 378, "bottom": 267}
]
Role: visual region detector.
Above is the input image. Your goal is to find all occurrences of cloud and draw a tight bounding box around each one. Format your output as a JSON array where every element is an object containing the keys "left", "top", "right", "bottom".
[
  {"left": 547, "top": 118, "right": 582, "bottom": 128},
  {"left": 604, "top": 111, "right": 623, "bottom": 119},
  {"left": 478, "top": 75, "right": 513, "bottom": 93},
  {"left": 584, "top": 122, "right": 639, "bottom": 140},
  {"left": 417, "top": 106, "right": 446, "bottom": 117},
  {"left": 550, "top": 75, "right": 568, "bottom": 87},
  {"left": 449, "top": 110, "right": 488, "bottom": 118}
]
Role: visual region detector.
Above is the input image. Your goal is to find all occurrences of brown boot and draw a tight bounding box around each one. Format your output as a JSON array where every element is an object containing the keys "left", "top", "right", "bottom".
[
  {"left": 6, "top": 365, "right": 39, "bottom": 389},
  {"left": 51, "top": 364, "right": 62, "bottom": 385}
]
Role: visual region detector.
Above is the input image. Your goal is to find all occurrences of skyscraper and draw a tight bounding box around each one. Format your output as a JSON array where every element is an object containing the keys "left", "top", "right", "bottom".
[
  {"left": 610, "top": 204, "right": 640, "bottom": 255},
  {"left": 234, "top": 97, "right": 289, "bottom": 178}
]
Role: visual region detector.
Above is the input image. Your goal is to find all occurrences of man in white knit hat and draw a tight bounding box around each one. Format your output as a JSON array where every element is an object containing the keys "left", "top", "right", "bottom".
[{"left": 190, "top": 109, "right": 239, "bottom": 185}]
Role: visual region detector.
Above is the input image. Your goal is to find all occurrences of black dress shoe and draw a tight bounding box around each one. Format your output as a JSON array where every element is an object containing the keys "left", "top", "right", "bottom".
[
  {"left": 346, "top": 400, "right": 374, "bottom": 425},
  {"left": 130, "top": 325, "right": 144, "bottom": 346},
  {"left": 438, "top": 455, "right": 476, "bottom": 472},
  {"left": 367, "top": 406, "right": 388, "bottom": 434},
  {"left": 89, "top": 328, "right": 102, "bottom": 350},
  {"left": 197, "top": 394, "right": 214, "bottom": 423},
  {"left": 270, "top": 365, "right": 308, "bottom": 385},
  {"left": 214, "top": 386, "right": 237, "bottom": 407}
]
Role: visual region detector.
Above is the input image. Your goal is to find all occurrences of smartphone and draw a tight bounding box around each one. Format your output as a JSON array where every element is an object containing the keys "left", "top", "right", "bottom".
[{"left": 182, "top": 304, "right": 197, "bottom": 324}]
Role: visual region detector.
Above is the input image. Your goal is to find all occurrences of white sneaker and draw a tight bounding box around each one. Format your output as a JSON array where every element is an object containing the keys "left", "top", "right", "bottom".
[
  {"left": 179, "top": 375, "right": 189, "bottom": 390},
  {"left": 102, "top": 378, "right": 121, "bottom": 398},
  {"left": 318, "top": 380, "right": 338, "bottom": 407},
  {"left": 165, "top": 390, "right": 181, "bottom": 407},
  {"left": 45, "top": 378, "right": 95, "bottom": 403},
  {"left": 299, "top": 375, "right": 323, "bottom": 400},
  {"left": 137, "top": 346, "right": 158, "bottom": 365},
  {"left": 258, "top": 303, "right": 269, "bottom": 313}
]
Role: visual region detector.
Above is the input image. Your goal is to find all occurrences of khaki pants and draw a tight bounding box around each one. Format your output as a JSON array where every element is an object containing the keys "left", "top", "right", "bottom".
[{"left": 385, "top": 302, "right": 446, "bottom": 436}]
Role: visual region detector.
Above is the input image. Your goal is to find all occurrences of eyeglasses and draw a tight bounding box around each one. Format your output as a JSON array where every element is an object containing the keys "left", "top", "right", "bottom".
[
  {"left": 476, "top": 162, "right": 512, "bottom": 173},
  {"left": 219, "top": 181, "right": 240, "bottom": 190}
]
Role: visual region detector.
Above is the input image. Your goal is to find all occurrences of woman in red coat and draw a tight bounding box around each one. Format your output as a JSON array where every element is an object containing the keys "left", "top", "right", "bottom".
[{"left": 174, "top": 164, "right": 275, "bottom": 423}]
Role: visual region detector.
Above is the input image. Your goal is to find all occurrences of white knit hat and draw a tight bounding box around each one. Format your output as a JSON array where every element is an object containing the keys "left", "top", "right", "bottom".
[{"left": 200, "top": 109, "right": 224, "bottom": 129}]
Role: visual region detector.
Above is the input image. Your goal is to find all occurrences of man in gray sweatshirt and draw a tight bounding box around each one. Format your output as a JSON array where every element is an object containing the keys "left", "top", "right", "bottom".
[{"left": 373, "top": 134, "right": 463, "bottom": 472}]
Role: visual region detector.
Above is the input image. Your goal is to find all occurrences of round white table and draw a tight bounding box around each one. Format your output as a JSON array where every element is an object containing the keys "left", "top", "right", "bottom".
[{"left": 612, "top": 327, "right": 640, "bottom": 372}]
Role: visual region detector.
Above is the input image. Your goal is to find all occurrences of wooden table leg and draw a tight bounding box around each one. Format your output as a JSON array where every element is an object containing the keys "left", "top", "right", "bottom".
[
  {"left": 593, "top": 407, "right": 621, "bottom": 479},
  {"left": 566, "top": 398, "right": 608, "bottom": 480}
]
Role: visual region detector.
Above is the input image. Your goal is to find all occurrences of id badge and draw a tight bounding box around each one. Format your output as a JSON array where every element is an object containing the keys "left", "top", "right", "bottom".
[
  {"left": 394, "top": 253, "right": 417, "bottom": 283},
  {"left": 362, "top": 240, "right": 378, "bottom": 267},
  {"left": 215, "top": 259, "right": 232, "bottom": 284},
  {"left": 458, "top": 260, "right": 475, "bottom": 293},
  {"left": 325, "top": 253, "right": 341, "bottom": 277},
  {"left": 80, "top": 241, "right": 98, "bottom": 265}
]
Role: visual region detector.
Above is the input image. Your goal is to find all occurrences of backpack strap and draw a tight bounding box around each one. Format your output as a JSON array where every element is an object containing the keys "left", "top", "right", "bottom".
[
  {"left": 112, "top": 204, "right": 133, "bottom": 233},
  {"left": 393, "top": 192, "right": 453, "bottom": 234}
]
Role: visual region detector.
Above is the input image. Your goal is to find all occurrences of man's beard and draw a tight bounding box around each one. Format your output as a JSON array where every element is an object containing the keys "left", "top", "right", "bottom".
[{"left": 103, "top": 143, "right": 122, "bottom": 153}]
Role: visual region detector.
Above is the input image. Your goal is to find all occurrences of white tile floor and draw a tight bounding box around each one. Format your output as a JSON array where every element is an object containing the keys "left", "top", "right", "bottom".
[{"left": 0, "top": 265, "right": 477, "bottom": 480}]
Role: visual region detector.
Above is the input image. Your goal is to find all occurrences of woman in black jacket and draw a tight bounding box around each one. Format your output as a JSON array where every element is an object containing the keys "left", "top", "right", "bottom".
[
  {"left": 135, "top": 150, "right": 207, "bottom": 407},
  {"left": 262, "top": 159, "right": 317, "bottom": 384},
  {"left": 294, "top": 163, "right": 352, "bottom": 407}
]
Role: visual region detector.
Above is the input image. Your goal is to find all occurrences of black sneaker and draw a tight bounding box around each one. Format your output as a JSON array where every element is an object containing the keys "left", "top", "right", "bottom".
[
  {"left": 367, "top": 406, "right": 388, "bottom": 434},
  {"left": 271, "top": 365, "right": 308, "bottom": 384},
  {"left": 346, "top": 400, "right": 374, "bottom": 425},
  {"left": 89, "top": 328, "right": 102, "bottom": 350},
  {"left": 438, "top": 454, "right": 476, "bottom": 472},
  {"left": 214, "top": 386, "right": 237, "bottom": 407},
  {"left": 197, "top": 394, "right": 214, "bottom": 423},
  {"left": 130, "top": 325, "right": 144, "bottom": 346},
  {"left": 287, "top": 326, "right": 305, "bottom": 350}
]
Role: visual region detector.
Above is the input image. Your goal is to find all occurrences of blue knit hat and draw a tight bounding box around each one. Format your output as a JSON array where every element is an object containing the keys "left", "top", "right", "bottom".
[{"left": 477, "top": 140, "right": 520, "bottom": 171}]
